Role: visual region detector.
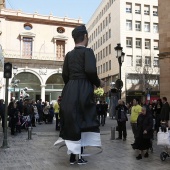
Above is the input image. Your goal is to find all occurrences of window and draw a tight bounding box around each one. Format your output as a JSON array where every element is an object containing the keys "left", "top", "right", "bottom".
[
  {"left": 154, "top": 40, "right": 159, "bottom": 50},
  {"left": 24, "top": 23, "right": 33, "bottom": 30},
  {"left": 103, "top": 20, "right": 105, "bottom": 29},
  {"left": 106, "top": 32, "right": 108, "bottom": 41},
  {"left": 144, "top": 5, "right": 150, "bottom": 15},
  {"left": 126, "top": 3, "right": 132, "bottom": 13},
  {"left": 106, "top": 62, "right": 108, "bottom": 71},
  {"left": 109, "top": 60, "right": 111, "bottom": 70},
  {"left": 136, "top": 56, "right": 142, "bottom": 66},
  {"left": 135, "top": 21, "right": 141, "bottom": 31},
  {"left": 153, "top": 6, "right": 158, "bottom": 16},
  {"left": 103, "top": 35, "right": 105, "bottom": 43},
  {"left": 109, "top": 29, "right": 111, "bottom": 38},
  {"left": 153, "top": 23, "right": 158, "bottom": 33},
  {"left": 126, "top": 55, "right": 133, "bottom": 66},
  {"left": 101, "top": 65, "right": 102, "bottom": 74},
  {"left": 101, "top": 37, "right": 102, "bottom": 45},
  {"left": 126, "top": 37, "right": 132, "bottom": 48},
  {"left": 94, "top": 31, "right": 95, "bottom": 38},
  {"left": 126, "top": 20, "right": 132, "bottom": 30},
  {"left": 145, "top": 56, "right": 151, "bottom": 66},
  {"left": 153, "top": 57, "right": 159, "bottom": 67},
  {"left": 145, "top": 39, "right": 150, "bottom": 49},
  {"left": 109, "top": 44, "right": 111, "bottom": 54},
  {"left": 106, "top": 17, "right": 108, "bottom": 26},
  {"left": 100, "top": 51, "right": 102, "bottom": 60},
  {"left": 106, "top": 47, "right": 108, "bottom": 56},
  {"left": 103, "top": 63, "right": 105, "bottom": 73},
  {"left": 144, "top": 22, "right": 150, "bottom": 32},
  {"left": 136, "top": 38, "right": 141, "bottom": 48},
  {"left": 103, "top": 49, "right": 105, "bottom": 57},
  {"left": 100, "top": 23, "right": 102, "bottom": 32},
  {"left": 109, "top": 13, "right": 111, "bottom": 23},
  {"left": 135, "top": 4, "right": 141, "bottom": 14},
  {"left": 23, "top": 37, "right": 33, "bottom": 58}
]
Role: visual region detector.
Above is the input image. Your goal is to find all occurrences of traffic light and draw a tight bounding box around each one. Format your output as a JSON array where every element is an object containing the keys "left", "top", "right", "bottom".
[{"left": 4, "top": 62, "right": 12, "bottom": 78}]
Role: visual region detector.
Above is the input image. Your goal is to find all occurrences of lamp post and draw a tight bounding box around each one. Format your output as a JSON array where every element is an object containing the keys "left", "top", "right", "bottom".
[{"left": 114, "top": 43, "right": 125, "bottom": 99}]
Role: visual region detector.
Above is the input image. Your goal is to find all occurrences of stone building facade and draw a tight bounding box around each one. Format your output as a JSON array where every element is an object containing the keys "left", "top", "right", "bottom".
[
  {"left": 0, "top": 7, "right": 82, "bottom": 102},
  {"left": 158, "top": 0, "right": 170, "bottom": 100}
]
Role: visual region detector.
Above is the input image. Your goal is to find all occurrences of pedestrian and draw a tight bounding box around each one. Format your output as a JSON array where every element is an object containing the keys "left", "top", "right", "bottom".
[
  {"left": 48, "top": 104, "right": 54, "bottom": 124},
  {"left": 134, "top": 106, "right": 153, "bottom": 160},
  {"left": 53, "top": 98, "right": 60, "bottom": 130},
  {"left": 37, "top": 99, "right": 43, "bottom": 124},
  {"left": 16, "top": 112, "right": 22, "bottom": 133},
  {"left": 130, "top": 98, "right": 142, "bottom": 145},
  {"left": 96, "top": 101, "right": 103, "bottom": 126},
  {"left": 160, "top": 97, "right": 170, "bottom": 124},
  {"left": 43, "top": 101, "right": 50, "bottom": 124},
  {"left": 155, "top": 99, "right": 162, "bottom": 132},
  {"left": 103, "top": 101, "right": 108, "bottom": 125},
  {"left": 0, "top": 99, "right": 5, "bottom": 133},
  {"left": 58, "top": 25, "right": 104, "bottom": 165},
  {"left": 115, "top": 100, "right": 128, "bottom": 141}
]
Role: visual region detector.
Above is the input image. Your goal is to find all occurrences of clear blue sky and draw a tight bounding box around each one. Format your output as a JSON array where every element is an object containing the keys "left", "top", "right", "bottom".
[{"left": 6, "top": 0, "right": 102, "bottom": 24}]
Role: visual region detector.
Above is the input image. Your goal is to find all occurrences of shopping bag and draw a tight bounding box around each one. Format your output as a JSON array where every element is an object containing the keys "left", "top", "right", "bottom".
[{"left": 157, "top": 128, "right": 170, "bottom": 146}]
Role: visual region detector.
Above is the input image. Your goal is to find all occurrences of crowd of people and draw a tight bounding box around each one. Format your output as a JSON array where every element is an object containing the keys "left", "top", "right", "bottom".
[
  {"left": 113, "top": 97, "right": 170, "bottom": 160},
  {"left": 0, "top": 97, "right": 62, "bottom": 136}
]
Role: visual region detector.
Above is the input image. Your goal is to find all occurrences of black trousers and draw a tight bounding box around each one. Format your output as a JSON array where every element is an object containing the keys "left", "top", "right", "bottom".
[
  {"left": 70, "top": 147, "right": 84, "bottom": 161},
  {"left": 117, "top": 121, "right": 127, "bottom": 139},
  {"left": 55, "top": 113, "right": 59, "bottom": 130}
]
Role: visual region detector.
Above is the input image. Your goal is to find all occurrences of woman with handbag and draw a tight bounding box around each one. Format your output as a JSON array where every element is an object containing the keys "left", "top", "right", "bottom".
[{"left": 134, "top": 106, "right": 153, "bottom": 160}]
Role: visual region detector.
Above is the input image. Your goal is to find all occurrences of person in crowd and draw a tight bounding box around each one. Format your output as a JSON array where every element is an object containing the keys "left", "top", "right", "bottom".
[
  {"left": 8, "top": 102, "right": 18, "bottom": 135},
  {"left": 103, "top": 101, "right": 108, "bottom": 125},
  {"left": 33, "top": 101, "right": 39, "bottom": 123},
  {"left": 130, "top": 98, "right": 142, "bottom": 145},
  {"left": 53, "top": 98, "right": 60, "bottom": 130},
  {"left": 115, "top": 100, "right": 128, "bottom": 141},
  {"left": 37, "top": 99, "right": 43, "bottom": 124},
  {"left": 96, "top": 101, "right": 104, "bottom": 126},
  {"left": 49, "top": 104, "right": 54, "bottom": 124},
  {"left": 155, "top": 99, "right": 162, "bottom": 132},
  {"left": 59, "top": 25, "right": 104, "bottom": 165},
  {"left": 43, "top": 101, "right": 50, "bottom": 124},
  {"left": 0, "top": 99, "right": 5, "bottom": 133},
  {"left": 16, "top": 111, "right": 22, "bottom": 133},
  {"left": 160, "top": 97, "right": 170, "bottom": 123},
  {"left": 133, "top": 106, "right": 153, "bottom": 160}
]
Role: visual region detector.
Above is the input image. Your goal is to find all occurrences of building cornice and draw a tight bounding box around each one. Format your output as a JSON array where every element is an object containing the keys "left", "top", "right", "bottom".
[{"left": 0, "top": 9, "right": 83, "bottom": 27}]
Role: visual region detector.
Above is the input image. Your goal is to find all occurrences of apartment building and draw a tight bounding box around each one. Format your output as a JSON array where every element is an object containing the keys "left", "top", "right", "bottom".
[
  {"left": 87, "top": 0, "right": 159, "bottom": 103},
  {"left": 0, "top": 7, "right": 82, "bottom": 102}
]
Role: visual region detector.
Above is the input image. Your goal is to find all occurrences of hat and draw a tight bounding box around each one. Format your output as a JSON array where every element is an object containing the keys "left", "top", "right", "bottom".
[{"left": 72, "top": 25, "right": 87, "bottom": 37}]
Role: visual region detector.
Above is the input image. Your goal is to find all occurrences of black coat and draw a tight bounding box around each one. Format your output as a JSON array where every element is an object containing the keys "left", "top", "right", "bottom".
[
  {"left": 160, "top": 102, "right": 170, "bottom": 121},
  {"left": 60, "top": 46, "right": 100, "bottom": 141},
  {"left": 136, "top": 113, "right": 153, "bottom": 139}
]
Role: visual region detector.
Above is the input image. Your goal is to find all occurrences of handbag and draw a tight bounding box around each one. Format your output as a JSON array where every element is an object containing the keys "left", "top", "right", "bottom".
[{"left": 157, "top": 128, "right": 170, "bottom": 146}]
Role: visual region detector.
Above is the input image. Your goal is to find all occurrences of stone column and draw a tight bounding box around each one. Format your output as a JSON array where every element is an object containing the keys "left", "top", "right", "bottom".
[{"left": 40, "top": 85, "right": 46, "bottom": 102}]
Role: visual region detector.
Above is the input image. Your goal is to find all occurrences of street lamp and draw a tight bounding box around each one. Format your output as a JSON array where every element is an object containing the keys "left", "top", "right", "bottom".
[{"left": 114, "top": 43, "right": 125, "bottom": 99}]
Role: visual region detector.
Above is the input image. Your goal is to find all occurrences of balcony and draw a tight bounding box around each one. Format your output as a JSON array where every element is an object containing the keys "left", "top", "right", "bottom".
[{"left": 3, "top": 50, "right": 64, "bottom": 61}]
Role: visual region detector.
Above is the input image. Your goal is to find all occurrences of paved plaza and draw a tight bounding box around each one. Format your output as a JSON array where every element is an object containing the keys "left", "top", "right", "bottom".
[{"left": 0, "top": 115, "right": 170, "bottom": 170}]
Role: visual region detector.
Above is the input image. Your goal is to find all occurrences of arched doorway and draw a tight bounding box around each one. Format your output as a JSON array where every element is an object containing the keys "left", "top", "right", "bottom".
[
  {"left": 11, "top": 72, "right": 41, "bottom": 100},
  {"left": 45, "top": 74, "right": 64, "bottom": 102}
]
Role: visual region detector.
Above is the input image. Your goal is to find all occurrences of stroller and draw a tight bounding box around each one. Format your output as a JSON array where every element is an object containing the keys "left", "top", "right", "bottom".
[
  {"left": 21, "top": 115, "right": 31, "bottom": 130},
  {"left": 157, "top": 122, "right": 170, "bottom": 161}
]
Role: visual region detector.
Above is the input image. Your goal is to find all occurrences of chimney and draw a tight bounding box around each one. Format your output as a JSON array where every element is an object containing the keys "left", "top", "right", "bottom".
[{"left": 0, "top": 0, "right": 5, "bottom": 10}]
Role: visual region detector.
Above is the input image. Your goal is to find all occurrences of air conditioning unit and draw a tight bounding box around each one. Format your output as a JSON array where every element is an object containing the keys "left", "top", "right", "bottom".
[
  {"left": 135, "top": 10, "right": 140, "bottom": 14},
  {"left": 153, "top": 11, "right": 158, "bottom": 16},
  {"left": 126, "top": 8, "right": 131, "bottom": 13},
  {"left": 154, "top": 46, "right": 158, "bottom": 50},
  {"left": 145, "top": 46, "right": 150, "bottom": 49},
  {"left": 144, "top": 10, "right": 149, "bottom": 15}
]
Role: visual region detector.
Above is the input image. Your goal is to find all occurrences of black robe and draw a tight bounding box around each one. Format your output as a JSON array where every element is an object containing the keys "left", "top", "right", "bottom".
[{"left": 60, "top": 46, "right": 100, "bottom": 141}]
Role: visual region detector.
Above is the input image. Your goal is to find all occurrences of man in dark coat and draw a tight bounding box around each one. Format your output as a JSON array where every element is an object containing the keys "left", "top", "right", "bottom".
[
  {"left": 59, "top": 25, "right": 104, "bottom": 165},
  {"left": 160, "top": 97, "right": 170, "bottom": 122}
]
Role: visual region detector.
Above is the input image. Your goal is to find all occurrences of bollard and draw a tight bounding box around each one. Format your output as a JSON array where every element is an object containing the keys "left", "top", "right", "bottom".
[
  {"left": 28, "top": 126, "right": 32, "bottom": 140},
  {"left": 111, "top": 127, "right": 115, "bottom": 140}
]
